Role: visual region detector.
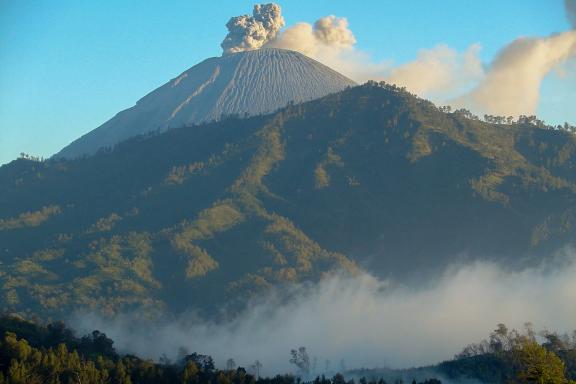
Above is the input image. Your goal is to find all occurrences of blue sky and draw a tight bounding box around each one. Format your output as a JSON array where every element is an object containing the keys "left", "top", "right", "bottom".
[{"left": 0, "top": 0, "right": 574, "bottom": 165}]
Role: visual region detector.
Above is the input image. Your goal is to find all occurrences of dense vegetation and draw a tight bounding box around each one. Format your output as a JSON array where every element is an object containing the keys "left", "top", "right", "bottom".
[
  {"left": 0, "top": 314, "right": 432, "bottom": 384},
  {"left": 352, "top": 323, "right": 576, "bottom": 384},
  {"left": 1, "top": 83, "right": 576, "bottom": 319},
  {"left": 0, "top": 314, "right": 249, "bottom": 383},
  {"left": 1, "top": 315, "right": 575, "bottom": 384},
  {"left": 437, "top": 323, "right": 576, "bottom": 383}
]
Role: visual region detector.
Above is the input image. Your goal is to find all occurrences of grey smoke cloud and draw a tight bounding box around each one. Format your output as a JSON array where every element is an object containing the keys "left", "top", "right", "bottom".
[
  {"left": 221, "top": 3, "right": 285, "bottom": 55},
  {"left": 74, "top": 250, "right": 576, "bottom": 377}
]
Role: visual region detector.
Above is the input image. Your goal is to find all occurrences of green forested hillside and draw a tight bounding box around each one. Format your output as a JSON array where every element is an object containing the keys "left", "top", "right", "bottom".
[{"left": 1, "top": 82, "right": 576, "bottom": 319}]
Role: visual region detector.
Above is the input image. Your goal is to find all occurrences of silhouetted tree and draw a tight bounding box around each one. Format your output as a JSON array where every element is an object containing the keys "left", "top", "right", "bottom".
[{"left": 290, "top": 347, "right": 310, "bottom": 377}]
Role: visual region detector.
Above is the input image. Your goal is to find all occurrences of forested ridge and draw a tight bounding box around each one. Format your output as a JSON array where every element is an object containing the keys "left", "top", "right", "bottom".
[{"left": 2, "top": 82, "right": 576, "bottom": 319}]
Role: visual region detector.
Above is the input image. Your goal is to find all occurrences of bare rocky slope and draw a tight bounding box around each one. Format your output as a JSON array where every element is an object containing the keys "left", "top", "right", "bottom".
[{"left": 56, "top": 48, "right": 356, "bottom": 159}]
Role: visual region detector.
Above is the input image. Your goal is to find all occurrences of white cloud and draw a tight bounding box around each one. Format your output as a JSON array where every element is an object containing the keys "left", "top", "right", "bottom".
[
  {"left": 452, "top": 31, "right": 576, "bottom": 117},
  {"left": 74, "top": 250, "right": 576, "bottom": 376},
  {"left": 386, "top": 44, "right": 483, "bottom": 99}
]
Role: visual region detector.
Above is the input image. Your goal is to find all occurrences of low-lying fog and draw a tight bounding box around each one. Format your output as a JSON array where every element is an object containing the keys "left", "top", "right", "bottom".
[{"left": 73, "top": 249, "right": 576, "bottom": 376}]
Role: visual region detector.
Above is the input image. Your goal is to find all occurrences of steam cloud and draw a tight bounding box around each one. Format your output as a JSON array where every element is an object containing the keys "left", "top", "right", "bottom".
[
  {"left": 267, "top": 16, "right": 484, "bottom": 98},
  {"left": 264, "top": 15, "right": 382, "bottom": 82},
  {"left": 74, "top": 251, "right": 576, "bottom": 376},
  {"left": 386, "top": 44, "right": 484, "bottom": 99},
  {"left": 221, "top": 3, "right": 285, "bottom": 55},
  {"left": 223, "top": 3, "right": 576, "bottom": 119},
  {"left": 267, "top": 15, "right": 356, "bottom": 54},
  {"left": 452, "top": 31, "right": 576, "bottom": 117}
]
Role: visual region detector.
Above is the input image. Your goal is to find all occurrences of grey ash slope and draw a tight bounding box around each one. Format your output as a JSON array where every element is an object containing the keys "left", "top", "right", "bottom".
[{"left": 56, "top": 48, "right": 356, "bottom": 159}]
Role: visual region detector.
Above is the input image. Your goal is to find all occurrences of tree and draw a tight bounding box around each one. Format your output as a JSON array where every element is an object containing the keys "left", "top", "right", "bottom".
[
  {"left": 226, "top": 358, "right": 236, "bottom": 371},
  {"left": 182, "top": 361, "right": 199, "bottom": 384},
  {"left": 541, "top": 331, "right": 572, "bottom": 355},
  {"left": 290, "top": 347, "right": 311, "bottom": 377},
  {"left": 516, "top": 341, "right": 569, "bottom": 384},
  {"left": 339, "top": 359, "right": 346, "bottom": 373},
  {"left": 488, "top": 323, "right": 509, "bottom": 353},
  {"left": 250, "top": 360, "right": 262, "bottom": 379},
  {"left": 333, "top": 373, "right": 346, "bottom": 384},
  {"left": 454, "top": 108, "right": 477, "bottom": 120},
  {"left": 80, "top": 330, "right": 116, "bottom": 358},
  {"left": 113, "top": 360, "right": 132, "bottom": 384},
  {"left": 184, "top": 353, "right": 215, "bottom": 372}
]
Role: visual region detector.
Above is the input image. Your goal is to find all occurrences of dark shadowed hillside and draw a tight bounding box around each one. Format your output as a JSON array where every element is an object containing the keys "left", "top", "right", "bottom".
[{"left": 1, "top": 83, "right": 576, "bottom": 319}]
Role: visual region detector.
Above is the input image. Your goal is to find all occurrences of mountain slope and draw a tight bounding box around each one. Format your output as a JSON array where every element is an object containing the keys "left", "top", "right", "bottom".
[
  {"left": 2, "top": 83, "right": 576, "bottom": 319},
  {"left": 55, "top": 48, "right": 356, "bottom": 159}
]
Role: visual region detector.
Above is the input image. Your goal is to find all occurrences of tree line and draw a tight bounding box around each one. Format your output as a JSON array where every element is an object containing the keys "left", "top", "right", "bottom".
[
  {"left": 0, "top": 315, "right": 441, "bottom": 384},
  {"left": 439, "top": 323, "right": 576, "bottom": 384},
  {"left": 2, "top": 314, "right": 576, "bottom": 384},
  {"left": 363, "top": 80, "right": 576, "bottom": 134}
]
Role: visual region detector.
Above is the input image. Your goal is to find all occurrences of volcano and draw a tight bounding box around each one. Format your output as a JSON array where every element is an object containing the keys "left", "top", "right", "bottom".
[{"left": 56, "top": 48, "right": 356, "bottom": 159}]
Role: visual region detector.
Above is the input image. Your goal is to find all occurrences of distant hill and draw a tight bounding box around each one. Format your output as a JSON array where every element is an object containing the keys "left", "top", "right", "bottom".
[
  {"left": 2, "top": 83, "right": 576, "bottom": 319},
  {"left": 55, "top": 48, "right": 356, "bottom": 159}
]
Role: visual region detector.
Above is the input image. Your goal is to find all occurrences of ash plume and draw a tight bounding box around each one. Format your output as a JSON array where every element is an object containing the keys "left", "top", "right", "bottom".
[{"left": 221, "top": 3, "right": 285, "bottom": 55}]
